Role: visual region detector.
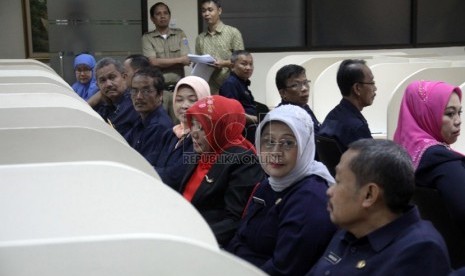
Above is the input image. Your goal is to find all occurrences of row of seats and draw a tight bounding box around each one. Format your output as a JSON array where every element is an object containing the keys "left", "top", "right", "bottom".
[
  {"left": 265, "top": 50, "right": 465, "bottom": 152},
  {"left": 0, "top": 59, "right": 265, "bottom": 275}
]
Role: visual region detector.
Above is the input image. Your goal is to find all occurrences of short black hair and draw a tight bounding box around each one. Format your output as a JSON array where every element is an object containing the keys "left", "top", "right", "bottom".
[
  {"left": 150, "top": 2, "right": 171, "bottom": 17},
  {"left": 201, "top": 0, "right": 221, "bottom": 8},
  {"left": 230, "top": 50, "right": 251, "bottom": 63},
  {"left": 348, "top": 139, "right": 415, "bottom": 214},
  {"left": 125, "top": 54, "right": 150, "bottom": 71},
  {"left": 132, "top": 66, "right": 165, "bottom": 96},
  {"left": 275, "top": 64, "right": 305, "bottom": 90},
  {"left": 336, "top": 59, "right": 367, "bottom": 97}
]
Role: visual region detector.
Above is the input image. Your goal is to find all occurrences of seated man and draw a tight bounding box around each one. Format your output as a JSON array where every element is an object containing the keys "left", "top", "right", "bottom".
[
  {"left": 307, "top": 139, "right": 451, "bottom": 276},
  {"left": 93, "top": 57, "right": 139, "bottom": 137},
  {"left": 318, "top": 59, "right": 375, "bottom": 152},
  {"left": 125, "top": 66, "right": 173, "bottom": 160},
  {"left": 275, "top": 64, "right": 320, "bottom": 134},
  {"left": 219, "top": 50, "right": 258, "bottom": 143}
]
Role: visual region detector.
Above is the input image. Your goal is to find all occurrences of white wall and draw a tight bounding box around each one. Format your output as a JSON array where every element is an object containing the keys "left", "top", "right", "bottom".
[{"left": 2, "top": 1, "right": 464, "bottom": 105}]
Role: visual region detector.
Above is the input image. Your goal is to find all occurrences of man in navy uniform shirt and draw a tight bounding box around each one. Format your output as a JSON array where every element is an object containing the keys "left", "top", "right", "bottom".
[
  {"left": 125, "top": 66, "right": 172, "bottom": 160},
  {"left": 93, "top": 57, "right": 139, "bottom": 138},
  {"left": 318, "top": 59, "right": 375, "bottom": 152},
  {"left": 307, "top": 139, "right": 451, "bottom": 276}
]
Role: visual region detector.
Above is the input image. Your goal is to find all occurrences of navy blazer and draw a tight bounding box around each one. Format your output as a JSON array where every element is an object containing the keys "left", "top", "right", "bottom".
[
  {"left": 179, "top": 146, "right": 265, "bottom": 247},
  {"left": 227, "top": 175, "right": 336, "bottom": 276}
]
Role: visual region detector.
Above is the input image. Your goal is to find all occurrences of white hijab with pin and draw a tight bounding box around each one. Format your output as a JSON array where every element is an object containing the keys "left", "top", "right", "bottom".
[{"left": 255, "top": 105, "right": 335, "bottom": 192}]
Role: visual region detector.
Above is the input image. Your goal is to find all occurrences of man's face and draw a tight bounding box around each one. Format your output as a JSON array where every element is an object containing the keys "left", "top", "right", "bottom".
[
  {"left": 356, "top": 65, "right": 377, "bottom": 107},
  {"left": 123, "top": 59, "right": 136, "bottom": 87},
  {"left": 151, "top": 4, "right": 170, "bottom": 29},
  {"left": 326, "top": 149, "right": 365, "bottom": 231},
  {"left": 96, "top": 64, "right": 127, "bottom": 102},
  {"left": 130, "top": 75, "right": 162, "bottom": 119},
  {"left": 232, "top": 54, "right": 253, "bottom": 81},
  {"left": 279, "top": 72, "right": 310, "bottom": 106},
  {"left": 201, "top": 1, "right": 221, "bottom": 26}
]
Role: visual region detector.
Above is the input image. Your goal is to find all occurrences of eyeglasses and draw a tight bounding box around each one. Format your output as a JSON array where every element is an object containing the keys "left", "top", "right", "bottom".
[
  {"left": 358, "top": 81, "right": 375, "bottom": 86},
  {"left": 285, "top": 80, "right": 311, "bottom": 91},
  {"left": 261, "top": 138, "right": 297, "bottom": 151},
  {"left": 130, "top": 88, "right": 157, "bottom": 97}
]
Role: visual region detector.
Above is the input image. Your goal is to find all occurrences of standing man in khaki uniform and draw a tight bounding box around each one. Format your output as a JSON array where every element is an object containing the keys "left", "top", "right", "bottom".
[{"left": 142, "top": 2, "right": 190, "bottom": 123}]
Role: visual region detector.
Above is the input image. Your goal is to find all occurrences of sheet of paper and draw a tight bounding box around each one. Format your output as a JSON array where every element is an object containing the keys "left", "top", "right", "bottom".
[
  {"left": 188, "top": 54, "right": 216, "bottom": 64},
  {"left": 191, "top": 63, "right": 215, "bottom": 81}
]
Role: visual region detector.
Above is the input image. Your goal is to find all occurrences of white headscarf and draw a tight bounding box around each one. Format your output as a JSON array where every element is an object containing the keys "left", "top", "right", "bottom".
[{"left": 255, "top": 105, "right": 335, "bottom": 192}]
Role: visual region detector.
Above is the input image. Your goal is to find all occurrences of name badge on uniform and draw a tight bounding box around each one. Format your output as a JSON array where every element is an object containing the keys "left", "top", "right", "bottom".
[
  {"left": 253, "top": 196, "right": 266, "bottom": 206},
  {"left": 325, "top": 251, "right": 341, "bottom": 265}
]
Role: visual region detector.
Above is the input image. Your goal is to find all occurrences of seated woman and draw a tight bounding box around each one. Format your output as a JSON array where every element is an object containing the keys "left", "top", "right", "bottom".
[
  {"left": 227, "top": 105, "right": 337, "bottom": 276},
  {"left": 180, "top": 95, "right": 265, "bottom": 247},
  {"left": 72, "top": 53, "right": 99, "bottom": 101},
  {"left": 394, "top": 80, "right": 465, "bottom": 232},
  {"left": 148, "top": 76, "right": 210, "bottom": 190}
]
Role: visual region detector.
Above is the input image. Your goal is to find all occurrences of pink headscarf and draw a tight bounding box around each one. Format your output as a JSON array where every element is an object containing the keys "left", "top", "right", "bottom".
[
  {"left": 393, "top": 80, "right": 462, "bottom": 168},
  {"left": 172, "top": 76, "right": 211, "bottom": 138}
]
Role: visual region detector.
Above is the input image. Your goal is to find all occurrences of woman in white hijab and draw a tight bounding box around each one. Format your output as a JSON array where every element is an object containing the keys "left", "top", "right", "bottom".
[{"left": 227, "top": 104, "right": 336, "bottom": 276}]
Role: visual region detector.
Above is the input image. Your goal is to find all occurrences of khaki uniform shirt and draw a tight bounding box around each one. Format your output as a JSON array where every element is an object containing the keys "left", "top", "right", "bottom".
[
  {"left": 195, "top": 22, "right": 244, "bottom": 94},
  {"left": 142, "top": 28, "right": 190, "bottom": 85}
]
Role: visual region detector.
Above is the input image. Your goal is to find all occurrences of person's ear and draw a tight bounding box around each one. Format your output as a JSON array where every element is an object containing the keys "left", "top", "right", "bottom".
[
  {"left": 218, "top": 7, "right": 222, "bottom": 15},
  {"left": 361, "top": 183, "right": 380, "bottom": 208},
  {"left": 279, "top": 89, "right": 286, "bottom": 99},
  {"left": 353, "top": 83, "right": 361, "bottom": 96}
]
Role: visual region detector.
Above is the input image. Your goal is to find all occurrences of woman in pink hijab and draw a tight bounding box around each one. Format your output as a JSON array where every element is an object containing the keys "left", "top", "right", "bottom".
[
  {"left": 394, "top": 80, "right": 465, "bottom": 232},
  {"left": 148, "top": 76, "right": 210, "bottom": 189}
]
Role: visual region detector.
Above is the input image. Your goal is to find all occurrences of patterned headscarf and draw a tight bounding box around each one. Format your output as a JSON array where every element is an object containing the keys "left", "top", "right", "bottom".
[
  {"left": 393, "top": 80, "right": 462, "bottom": 168},
  {"left": 186, "top": 95, "right": 255, "bottom": 154},
  {"left": 255, "top": 105, "right": 335, "bottom": 192}
]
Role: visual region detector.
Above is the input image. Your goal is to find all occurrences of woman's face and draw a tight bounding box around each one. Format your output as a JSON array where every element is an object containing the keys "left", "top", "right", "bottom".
[
  {"left": 174, "top": 86, "right": 198, "bottom": 124},
  {"left": 191, "top": 118, "right": 213, "bottom": 153},
  {"left": 259, "top": 121, "right": 298, "bottom": 178},
  {"left": 441, "top": 92, "right": 462, "bottom": 144},
  {"left": 75, "top": 64, "right": 92, "bottom": 84}
]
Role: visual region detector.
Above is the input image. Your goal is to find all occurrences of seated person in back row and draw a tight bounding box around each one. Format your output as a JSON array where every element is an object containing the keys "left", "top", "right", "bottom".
[
  {"left": 93, "top": 57, "right": 139, "bottom": 137},
  {"left": 318, "top": 59, "right": 376, "bottom": 152},
  {"left": 307, "top": 139, "right": 451, "bottom": 276},
  {"left": 276, "top": 64, "right": 320, "bottom": 159},
  {"left": 125, "top": 66, "right": 172, "bottom": 160},
  {"left": 72, "top": 53, "right": 99, "bottom": 101},
  {"left": 219, "top": 50, "right": 258, "bottom": 143}
]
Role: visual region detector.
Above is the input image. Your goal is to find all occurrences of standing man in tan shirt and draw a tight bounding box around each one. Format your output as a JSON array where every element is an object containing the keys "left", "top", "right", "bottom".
[{"left": 142, "top": 2, "right": 190, "bottom": 91}]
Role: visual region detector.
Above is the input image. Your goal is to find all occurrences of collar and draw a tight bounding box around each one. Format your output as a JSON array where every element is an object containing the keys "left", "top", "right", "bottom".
[
  {"left": 207, "top": 21, "right": 225, "bottom": 35},
  {"left": 278, "top": 100, "right": 310, "bottom": 110},
  {"left": 342, "top": 205, "right": 420, "bottom": 252},
  {"left": 340, "top": 98, "right": 367, "bottom": 122},
  {"left": 230, "top": 72, "right": 251, "bottom": 86},
  {"left": 152, "top": 28, "right": 174, "bottom": 38},
  {"left": 140, "top": 105, "right": 163, "bottom": 127}
]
